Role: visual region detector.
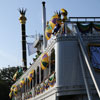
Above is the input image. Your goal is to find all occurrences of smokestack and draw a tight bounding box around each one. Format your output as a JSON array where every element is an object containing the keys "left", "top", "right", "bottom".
[
  {"left": 42, "top": 1, "right": 47, "bottom": 50},
  {"left": 19, "top": 8, "right": 27, "bottom": 71}
]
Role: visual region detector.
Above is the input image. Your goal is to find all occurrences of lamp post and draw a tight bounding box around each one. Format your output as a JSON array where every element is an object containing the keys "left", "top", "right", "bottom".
[{"left": 19, "top": 9, "right": 27, "bottom": 71}]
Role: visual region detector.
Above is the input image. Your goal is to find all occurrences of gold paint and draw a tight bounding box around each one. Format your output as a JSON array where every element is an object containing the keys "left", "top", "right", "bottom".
[{"left": 19, "top": 14, "right": 27, "bottom": 24}]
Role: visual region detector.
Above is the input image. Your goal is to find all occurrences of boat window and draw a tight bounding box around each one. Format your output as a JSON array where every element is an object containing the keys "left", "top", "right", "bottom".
[
  {"left": 33, "top": 70, "right": 36, "bottom": 87},
  {"left": 51, "top": 49, "right": 55, "bottom": 74},
  {"left": 25, "top": 78, "right": 28, "bottom": 92},
  {"left": 17, "top": 85, "right": 21, "bottom": 95},
  {"left": 44, "top": 64, "right": 49, "bottom": 79},
  {"left": 32, "top": 71, "right": 34, "bottom": 87},
  {"left": 23, "top": 84, "right": 25, "bottom": 93},
  {"left": 30, "top": 79, "right": 32, "bottom": 89},
  {"left": 37, "top": 67, "right": 39, "bottom": 84},
  {"left": 41, "top": 68, "right": 44, "bottom": 82},
  {"left": 27, "top": 78, "right": 30, "bottom": 91}
]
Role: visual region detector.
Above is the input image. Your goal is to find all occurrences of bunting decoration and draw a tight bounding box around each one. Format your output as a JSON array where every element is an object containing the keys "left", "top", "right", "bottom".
[
  {"left": 77, "top": 23, "right": 91, "bottom": 33},
  {"left": 9, "top": 85, "right": 18, "bottom": 98},
  {"left": 10, "top": 85, "right": 16, "bottom": 92},
  {"left": 13, "top": 67, "right": 23, "bottom": 81},
  {"left": 45, "top": 13, "right": 59, "bottom": 40},
  {"left": 93, "top": 23, "right": 100, "bottom": 31},
  {"left": 13, "top": 71, "right": 18, "bottom": 81},
  {"left": 13, "top": 86, "right": 18, "bottom": 96},
  {"left": 44, "top": 79, "right": 49, "bottom": 90},
  {"left": 28, "top": 69, "right": 34, "bottom": 82},
  {"left": 33, "top": 73, "right": 56, "bottom": 96},
  {"left": 77, "top": 22, "right": 100, "bottom": 33},
  {"left": 40, "top": 83, "right": 44, "bottom": 93},
  {"left": 40, "top": 52, "right": 49, "bottom": 70},
  {"left": 29, "top": 92, "right": 32, "bottom": 98},
  {"left": 35, "top": 85, "right": 40, "bottom": 95},
  {"left": 49, "top": 14, "right": 59, "bottom": 30},
  {"left": 45, "top": 9, "right": 68, "bottom": 40},
  {"left": 45, "top": 24, "right": 52, "bottom": 40},
  {"left": 24, "top": 92, "right": 32, "bottom": 100},
  {"left": 9, "top": 92, "right": 12, "bottom": 98},
  {"left": 48, "top": 73, "right": 56, "bottom": 87},
  {"left": 18, "top": 67, "right": 23, "bottom": 76},
  {"left": 20, "top": 78, "right": 25, "bottom": 88},
  {"left": 53, "top": 21, "right": 62, "bottom": 34}
]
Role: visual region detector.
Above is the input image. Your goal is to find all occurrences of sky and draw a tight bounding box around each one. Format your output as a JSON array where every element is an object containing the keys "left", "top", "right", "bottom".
[{"left": 0, "top": 0, "right": 100, "bottom": 68}]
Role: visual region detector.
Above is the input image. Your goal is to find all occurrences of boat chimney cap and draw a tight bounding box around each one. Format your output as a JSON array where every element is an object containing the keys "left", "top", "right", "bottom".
[{"left": 42, "top": 1, "right": 46, "bottom": 6}]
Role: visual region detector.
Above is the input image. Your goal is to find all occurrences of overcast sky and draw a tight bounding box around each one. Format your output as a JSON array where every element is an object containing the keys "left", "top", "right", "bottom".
[{"left": 0, "top": 0, "right": 100, "bottom": 68}]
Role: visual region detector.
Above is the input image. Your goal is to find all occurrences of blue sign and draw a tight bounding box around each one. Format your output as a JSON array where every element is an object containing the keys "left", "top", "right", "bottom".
[{"left": 90, "top": 46, "right": 100, "bottom": 69}]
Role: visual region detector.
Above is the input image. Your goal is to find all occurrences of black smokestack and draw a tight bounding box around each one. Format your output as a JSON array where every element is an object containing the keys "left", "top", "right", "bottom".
[{"left": 19, "top": 8, "right": 27, "bottom": 71}]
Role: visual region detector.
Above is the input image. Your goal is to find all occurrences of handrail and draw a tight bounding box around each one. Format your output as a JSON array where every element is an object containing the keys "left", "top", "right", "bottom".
[
  {"left": 69, "top": 17, "right": 100, "bottom": 22},
  {"left": 79, "top": 52, "right": 92, "bottom": 100},
  {"left": 75, "top": 25, "right": 100, "bottom": 98}
]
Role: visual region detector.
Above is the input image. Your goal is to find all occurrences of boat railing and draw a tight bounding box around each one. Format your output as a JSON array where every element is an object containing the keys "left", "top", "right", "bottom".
[
  {"left": 34, "top": 72, "right": 56, "bottom": 96},
  {"left": 22, "top": 72, "right": 56, "bottom": 99},
  {"left": 56, "top": 20, "right": 100, "bottom": 37},
  {"left": 69, "top": 17, "right": 100, "bottom": 22}
]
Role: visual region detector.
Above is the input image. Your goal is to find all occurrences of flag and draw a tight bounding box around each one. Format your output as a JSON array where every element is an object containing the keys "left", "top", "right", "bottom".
[{"left": 27, "top": 43, "right": 37, "bottom": 56}]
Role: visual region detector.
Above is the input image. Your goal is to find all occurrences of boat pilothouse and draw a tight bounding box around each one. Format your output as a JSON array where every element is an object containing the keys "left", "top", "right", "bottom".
[{"left": 10, "top": 3, "right": 100, "bottom": 100}]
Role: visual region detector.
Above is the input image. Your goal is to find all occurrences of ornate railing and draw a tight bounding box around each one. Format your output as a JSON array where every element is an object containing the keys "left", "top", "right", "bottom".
[
  {"left": 23, "top": 72, "right": 56, "bottom": 100},
  {"left": 34, "top": 72, "right": 56, "bottom": 96},
  {"left": 57, "top": 21, "right": 100, "bottom": 37}
]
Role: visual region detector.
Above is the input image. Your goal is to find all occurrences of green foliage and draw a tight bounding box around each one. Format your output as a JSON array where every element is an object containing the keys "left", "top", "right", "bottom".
[
  {"left": 0, "top": 67, "right": 17, "bottom": 87},
  {"left": 0, "top": 67, "right": 18, "bottom": 100}
]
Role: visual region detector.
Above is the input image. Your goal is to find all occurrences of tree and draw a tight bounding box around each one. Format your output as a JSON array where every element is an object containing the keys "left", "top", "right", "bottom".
[
  {"left": 0, "top": 79, "right": 10, "bottom": 100},
  {"left": 0, "top": 67, "right": 18, "bottom": 100}
]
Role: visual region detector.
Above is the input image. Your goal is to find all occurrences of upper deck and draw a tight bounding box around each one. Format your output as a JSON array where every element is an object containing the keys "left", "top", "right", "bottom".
[{"left": 12, "top": 17, "right": 100, "bottom": 100}]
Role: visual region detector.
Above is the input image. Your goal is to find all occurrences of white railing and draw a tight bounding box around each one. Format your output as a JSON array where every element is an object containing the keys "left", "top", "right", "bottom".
[{"left": 23, "top": 72, "right": 56, "bottom": 100}]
